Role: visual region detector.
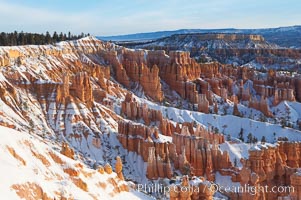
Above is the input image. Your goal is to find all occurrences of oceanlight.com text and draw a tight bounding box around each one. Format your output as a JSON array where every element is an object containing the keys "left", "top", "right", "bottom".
[{"left": 137, "top": 183, "right": 294, "bottom": 196}]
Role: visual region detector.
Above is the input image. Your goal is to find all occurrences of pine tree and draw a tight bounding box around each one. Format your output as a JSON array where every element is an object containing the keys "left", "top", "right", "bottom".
[
  {"left": 45, "top": 31, "right": 52, "bottom": 44},
  {"left": 59, "top": 32, "right": 64, "bottom": 41},
  {"left": 52, "top": 31, "right": 59, "bottom": 42},
  {"left": 80, "top": 32, "right": 84, "bottom": 38},
  {"left": 252, "top": 137, "right": 258, "bottom": 144},
  {"left": 261, "top": 136, "right": 266, "bottom": 144},
  {"left": 12, "top": 31, "right": 18, "bottom": 45},
  {"left": 227, "top": 134, "right": 231, "bottom": 141},
  {"left": 247, "top": 133, "right": 253, "bottom": 143},
  {"left": 0, "top": 32, "right": 7, "bottom": 45},
  {"left": 273, "top": 132, "right": 277, "bottom": 141},
  {"left": 234, "top": 158, "right": 238, "bottom": 167},
  {"left": 238, "top": 128, "right": 244, "bottom": 142},
  {"left": 0, "top": 31, "right": 90, "bottom": 46},
  {"left": 17, "top": 31, "right": 26, "bottom": 45},
  {"left": 27, "top": 34, "right": 34, "bottom": 44},
  {"left": 214, "top": 127, "right": 219, "bottom": 134}
]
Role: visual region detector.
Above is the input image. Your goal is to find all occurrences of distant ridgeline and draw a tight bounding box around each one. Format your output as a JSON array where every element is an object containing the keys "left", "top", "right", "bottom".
[{"left": 0, "top": 31, "right": 90, "bottom": 46}]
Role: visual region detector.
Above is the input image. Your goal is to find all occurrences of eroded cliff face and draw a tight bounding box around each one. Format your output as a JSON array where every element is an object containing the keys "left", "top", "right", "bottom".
[
  {"left": 127, "top": 33, "right": 301, "bottom": 72},
  {"left": 1, "top": 36, "right": 301, "bottom": 200},
  {"left": 118, "top": 95, "right": 231, "bottom": 181},
  {"left": 0, "top": 37, "right": 145, "bottom": 199},
  {"left": 103, "top": 46, "right": 301, "bottom": 118},
  {"left": 221, "top": 142, "right": 301, "bottom": 200}
]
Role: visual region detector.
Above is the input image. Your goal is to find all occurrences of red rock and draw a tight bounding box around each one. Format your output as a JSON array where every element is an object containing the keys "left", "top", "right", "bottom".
[
  {"left": 104, "top": 163, "right": 113, "bottom": 174},
  {"left": 249, "top": 96, "right": 273, "bottom": 117},
  {"left": 60, "top": 142, "right": 75, "bottom": 159},
  {"left": 69, "top": 72, "right": 94, "bottom": 107},
  {"left": 233, "top": 102, "right": 241, "bottom": 116},
  {"left": 56, "top": 74, "right": 70, "bottom": 104},
  {"left": 115, "top": 156, "right": 124, "bottom": 180},
  {"left": 198, "top": 94, "right": 209, "bottom": 113}
]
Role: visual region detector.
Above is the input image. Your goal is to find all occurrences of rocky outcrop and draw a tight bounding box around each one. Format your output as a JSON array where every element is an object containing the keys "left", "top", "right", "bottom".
[
  {"left": 121, "top": 50, "right": 163, "bottom": 101},
  {"left": 101, "top": 50, "right": 131, "bottom": 88},
  {"left": 100, "top": 49, "right": 164, "bottom": 101},
  {"left": 273, "top": 88, "right": 296, "bottom": 105},
  {"left": 99, "top": 43, "right": 301, "bottom": 116},
  {"left": 70, "top": 72, "right": 94, "bottom": 107},
  {"left": 184, "top": 33, "right": 264, "bottom": 42},
  {"left": 56, "top": 74, "right": 70, "bottom": 104},
  {"left": 147, "top": 50, "right": 203, "bottom": 103},
  {"left": 118, "top": 117, "right": 228, "bottom": 180},
  {"left": 104, "top": 163, "right": 113, "bottom": 174},
  {"left": 60, "top": 142, "right": 75, "bottom": 159},
  {"left": 121, "top": 93, "right": 163, "bottom": 125},
  {"left": 233, "top": 102, "right": 241, "bottom": 116},
  {"left": 0, "top": 54, "right": 10, "bottom": 66},
  {"left": 115, "top": 156, "right": 124, "bottom": 180},
  {"left": 118, "top": 91, "right": 231, "bottom": 180},
  {"left": 295, "top": 78, "right": 301, "bottom": 102},
  {"left": 118, "top": 120, "right": 173, "bottom": 179},
  {"left": 172, "top": 127, "right": 228, "bottom": 179},
  {"left": 226, "top": 142, "right": 301, "bottom": 200},
  {"left": 249, "top": 96, "right": 273, "bottom": 117},
  {"left": 11, "top": 182, "right": 52, "bottom": 200},
  {"left": 56, "top": 70, "right": 105, "bottom": 107},
  {"left": 197, "top": 94, "right": 209, "bottom": 113}
]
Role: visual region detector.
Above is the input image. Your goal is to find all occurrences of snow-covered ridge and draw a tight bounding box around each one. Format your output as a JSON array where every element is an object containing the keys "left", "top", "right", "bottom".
[
  {"left": 134, "top": 33, "right": 279, "bottom": 51},
  {"left": 0, "top": 36, "right": 109, "bottom": 60},
  {"left": 99, "top": 25, "right": 301, "bottom": 48}
]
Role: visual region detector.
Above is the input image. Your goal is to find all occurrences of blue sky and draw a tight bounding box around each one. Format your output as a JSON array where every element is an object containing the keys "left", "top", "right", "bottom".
[{"left": 0, "top": 0, "right": 300, "bottom": 36}]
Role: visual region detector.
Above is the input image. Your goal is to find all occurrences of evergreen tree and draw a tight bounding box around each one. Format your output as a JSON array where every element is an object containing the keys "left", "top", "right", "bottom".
[
  {"left": 214, "top": 127, "right": 219, "bottom": 134},
  {"left": 227, "top": 134, "right": 231, "bottom": 141},
  {"left": 18, "top": 31, "right": 26, "bottom": 45},
  {"left": 261, "top": 136, "right": 266, "bottom": 144},
  {"left": 234, "top": 158, "right": 238, "bottom": 167},
  {"left": 0, "top": 32, "right": 7, "bottom": 45},
  {"left": 52, "top": 31, "right": 59, "bottom": 42},
  {"left": 247, "top": 133, "right": 253, "bottom": 143},
  {"left": 59, "top": 32, "right": 64, "bottom": 41},
  {"left": 80, "top": 32, "right": 84, "bottom": 38},
  {"left": 0, "top": 31, "right": 90, "bottom": 46},
  {"left": 27, "top": 34, "right": 34, "bottom": 44},
  {"left": 45, "top": 31, "right": 52, "bottom": 44},
  {"left": 252, "top": 137, "right": 258, "bottom": 144},
  {"left": 273, "top": 132, "right": 277, "bottom": 141},
  {"left": 12, "top": 31, "right": 18, "bottom": 45},
  {"left": 238, "top": 128, "right": 244, "bottom": 142}
]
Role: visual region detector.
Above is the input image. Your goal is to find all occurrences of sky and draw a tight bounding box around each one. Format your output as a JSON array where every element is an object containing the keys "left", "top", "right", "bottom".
[{"left": 0, "top": 0, "right": 300, "bottom": 36}]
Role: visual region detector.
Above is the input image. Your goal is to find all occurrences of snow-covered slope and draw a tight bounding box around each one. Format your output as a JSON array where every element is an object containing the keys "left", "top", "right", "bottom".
[{"left": 0, "top": 125, "right": 152, "bottom": 200}]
